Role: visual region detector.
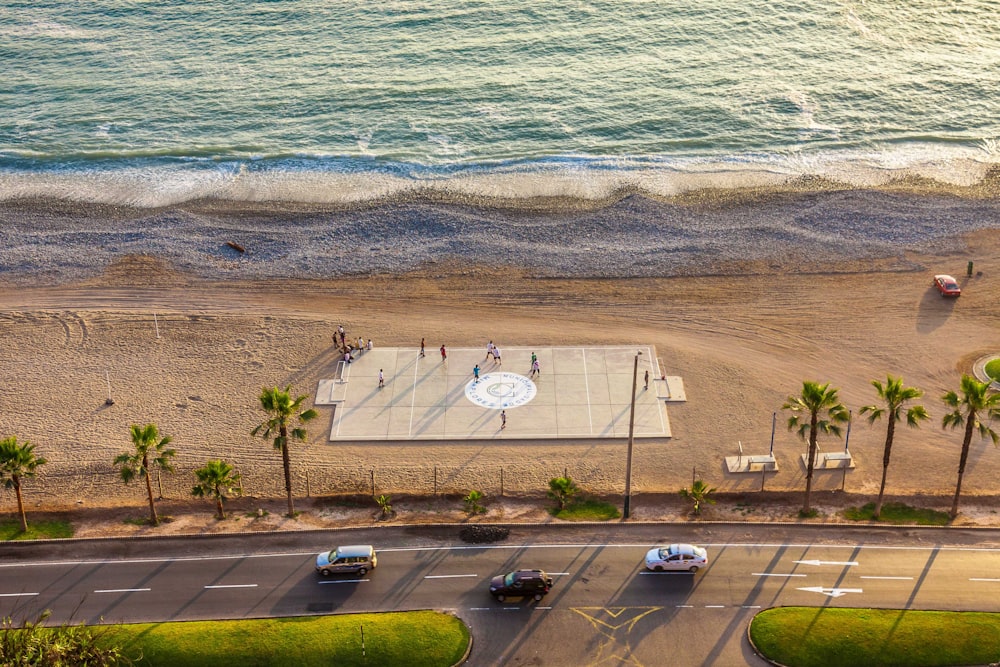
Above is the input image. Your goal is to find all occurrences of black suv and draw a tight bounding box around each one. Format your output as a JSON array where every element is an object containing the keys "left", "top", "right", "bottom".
[{"left": 489, "top": 569, "right": 553, "bottom": 602}]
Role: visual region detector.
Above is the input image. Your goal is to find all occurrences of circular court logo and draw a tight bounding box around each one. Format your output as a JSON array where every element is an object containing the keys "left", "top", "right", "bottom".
[{"left": 466, "top": 372, "right": 536, "bottom": 409}]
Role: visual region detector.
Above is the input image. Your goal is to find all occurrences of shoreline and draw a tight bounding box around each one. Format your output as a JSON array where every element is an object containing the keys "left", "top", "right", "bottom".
[{"left": 1, "top": 179, "right": 999, "bottom": 287}]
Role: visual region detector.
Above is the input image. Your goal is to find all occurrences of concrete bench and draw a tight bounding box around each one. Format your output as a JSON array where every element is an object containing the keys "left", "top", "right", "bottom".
[
  {"left": 821, "top": 451, "right": 853, "bottom": 468},
  {"left": 747, "top": 455, "right": 777, "bottom": 471},
  {"left": 725, "top": 454, "right": 778, "bottom": 473}
]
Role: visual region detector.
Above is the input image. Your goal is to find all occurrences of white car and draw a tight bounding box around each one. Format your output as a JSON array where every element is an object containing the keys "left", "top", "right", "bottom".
[{"left": 645, "top": 544, "right": 708, "bottom": 573}]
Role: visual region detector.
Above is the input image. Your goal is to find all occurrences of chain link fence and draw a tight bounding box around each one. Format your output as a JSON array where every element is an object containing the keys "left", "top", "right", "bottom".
[{"left": 1, "top": 458, "right": 634, "bottom": 508}]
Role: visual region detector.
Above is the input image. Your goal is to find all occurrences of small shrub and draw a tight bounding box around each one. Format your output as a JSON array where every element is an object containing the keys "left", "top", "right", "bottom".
[
  {"left": 679, "top": 480, "right": 717, "bottom": 515},
  {"left": 376, "top": 494, "right": 393, "bottom": 519},
  {"left": 547, "top": 476, "right": 579, "bottom": 510},
  {"left": 0, "top": 611, "right": 134, "bottom": 665},
  {"left": 463, "top": 490, "right": 486, "bottom": 515}
]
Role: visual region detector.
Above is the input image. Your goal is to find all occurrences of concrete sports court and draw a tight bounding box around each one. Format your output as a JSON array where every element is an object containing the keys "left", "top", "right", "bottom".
[{"left": 315, "top": 346, "right": 685, "bottom": 441}]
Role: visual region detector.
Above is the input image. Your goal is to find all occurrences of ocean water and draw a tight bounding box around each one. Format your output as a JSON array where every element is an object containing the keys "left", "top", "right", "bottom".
[{"left": 1, "top": 0, "right": 998, "bottom": 208}]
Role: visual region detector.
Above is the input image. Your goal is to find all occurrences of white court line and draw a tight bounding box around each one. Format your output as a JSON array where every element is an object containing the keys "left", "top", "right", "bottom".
[
  {"left": 204, "top": 584, "right": 258, "bottom": 589},
  {"left": 754, "top": 573, "right": 807, "bottom": 578},
  {"left": 582, "top": 347, "right": 594, "bottom": 435},
  {"left": 860, "top": 576, "right": 914, "bottom": 580},
  {"left": 424, "top": 574, "right": 478, "bottom": 579},
  {"left": 970, "top": 578, "right": 1000, "bottom": 582},
  {"left": 0, "top": 592, "right": 38, "bottom": 597},
  {"left": 408, "top": 349, "right": 420, "bottom": 437},
  {"left": 94, "top": 588, "right": 150, "bottom": 593}
]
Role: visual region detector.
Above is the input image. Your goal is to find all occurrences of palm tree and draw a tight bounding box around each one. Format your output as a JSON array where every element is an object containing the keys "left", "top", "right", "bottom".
[
  {"left": 0, "top": 436, "right": 47, "bottom": 532},
  {"left": 860, "top": 376, "right": 929, "bottom": 519},
  {"left": 942, "top": 374, "right": 1000, "bottom": 519},
  {"left": 191, "top": 460, "right": 241, "bottom": 519},
  {"left": 251, "top": 385, "right": 318, "bottom": 517},
  {"left": 783, "top": 381, "right": 850, "bottom": 515},
  {"left": 547, "top": 476, "right": 579, "bottom": 510},
  {"left": 679, "top": 479, "right": 717, "bottom": 516},
  {"left": 114, "top": 423, "right": 175, "bottom": 526}
]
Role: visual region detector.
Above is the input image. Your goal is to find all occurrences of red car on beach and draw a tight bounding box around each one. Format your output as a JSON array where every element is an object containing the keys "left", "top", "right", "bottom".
[{"left": 932, "top": 274, "right": 961, "bottom": 297}]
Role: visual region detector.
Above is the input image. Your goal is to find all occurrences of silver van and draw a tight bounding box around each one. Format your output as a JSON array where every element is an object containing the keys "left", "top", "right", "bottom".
[{"left": 315, "top": 544, "right": 377, "bottom": 576}]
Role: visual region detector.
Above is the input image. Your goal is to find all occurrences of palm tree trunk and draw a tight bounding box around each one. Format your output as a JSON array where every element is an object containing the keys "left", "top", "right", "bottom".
[
  {"left": 143, "top": 455, "right": 159, "bottom": 526},
  {"left": 14, "top": 477, "right": 27, "bottom": 532},
  {"left": 950, "top": 417, "right": 976, "bottom": 519},
  {"left": 874, "top": 420, "right": 896, "bottom": 520},
  {"left": 280, "top": 427, "right": 294, "bottom": 517},
  {"left": 216, "top": 494, "right": 225, "bottom": 520},
  {"left": 803, "top": 418, "right": 818, "bottom": 514}
]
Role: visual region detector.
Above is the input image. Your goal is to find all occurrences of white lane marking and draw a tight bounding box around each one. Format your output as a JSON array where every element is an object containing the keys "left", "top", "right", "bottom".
[
  {"left": 754, "top": 573, "right": 806, "bottom": 577},
  {"left": 797, "top": 586, "right": 863, "bottom": 598},
  {"left": 860, "top": 576, "right": 914, "bottom": 580},
  {"left": 793, "top": 560, "right": 858, "bottom": 567},
  {"left": 204, "top": 584, "right": 258, "bottom": 589},
  {"left": 550, "top": 572, "right": 570, "bottom": 576},
  {"left": 970, "top": 578, "right": 1000, "bottom": 582},
  {"left": 469, "top": 607, "right": 492, "bottom": 611},
  {"left": 676, "top": 605, "right": 694, "bottom": 608},
  {"left": 742, "top": 605, "right": 762, "bottom": 609},
  {"left": 318, "top": 579, "right": 368, "bottom": 584},
  {"left": 94, "top": 588, "right": 151, "bottom": 593},
  {"left": 705, "top": 605, "right": 725, "bottom": 608},
  {"left": 639, "top": 571, "right": 695, "bottom": 576},
  {"left": 536, "top": 606, "right": 553, "bottom": 610},
  {"left": 424, "top": 574, "right": 478, "bottom": 579},
  {"left": 0, "top": 592, "right": 38, "bottom": 597},
  {"left": 503, "top": 607, "right": 521, "bottom": 611}
]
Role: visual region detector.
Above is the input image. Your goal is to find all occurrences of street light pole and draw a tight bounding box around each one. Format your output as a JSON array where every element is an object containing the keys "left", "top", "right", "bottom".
[{"left": 624, "top": 350, "right": 642, "bottom": 519}]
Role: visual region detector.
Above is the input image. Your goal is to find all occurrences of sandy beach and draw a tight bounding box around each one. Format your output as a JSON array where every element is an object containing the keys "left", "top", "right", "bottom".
[{"left": 2, "top": 187, "right": 1000, "bottom": 533}]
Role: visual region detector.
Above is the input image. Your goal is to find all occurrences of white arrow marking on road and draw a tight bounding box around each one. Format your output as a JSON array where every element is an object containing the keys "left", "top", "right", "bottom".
[
  {"left": 971, "top": 578, "right": 1000, "bottom": 582},
  {"left": 797, "top": 586, "right": 863, "bottom": 598},
  {"left": 793, "top": 560, "right": 859, "bottom": 567}
]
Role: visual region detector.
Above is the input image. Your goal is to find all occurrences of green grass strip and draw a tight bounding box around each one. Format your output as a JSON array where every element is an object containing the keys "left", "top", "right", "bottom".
[
  {"left": 104, "top": 611, "right": 470, "bottom": 667},
  {"left": 551, "top": 497, "right": 621, "bottom": 521},
  {"left": 750, "top": 607, "right": 1000, "bottom": 667},
  {"left": 0, "top": 518, "right": 74, "bottom": 540},
  {"left": 842, "top": 502, "right": 950, "bottom": 526}
]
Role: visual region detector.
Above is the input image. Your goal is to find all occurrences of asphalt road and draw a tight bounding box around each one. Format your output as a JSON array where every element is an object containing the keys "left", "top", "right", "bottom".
[{"left": 2, "top": 524, "right": 1000, "bottom": 666}]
